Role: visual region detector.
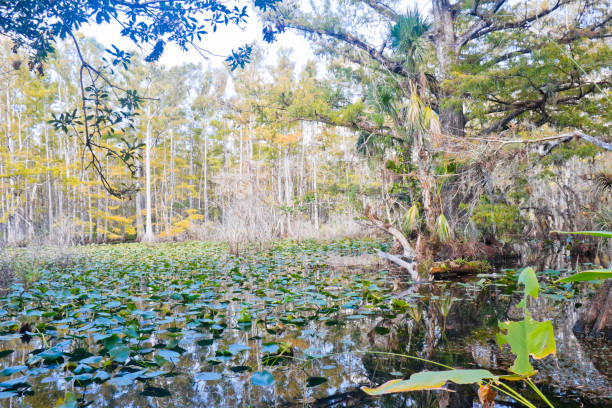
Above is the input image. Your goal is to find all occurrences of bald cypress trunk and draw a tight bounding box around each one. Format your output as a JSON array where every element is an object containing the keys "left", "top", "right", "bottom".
[
  {"left": 431, "top": 0, "right": 466, "bottom": 136},
  {"left": 574, "top": 280, "right": 612, "bottom": 340}
]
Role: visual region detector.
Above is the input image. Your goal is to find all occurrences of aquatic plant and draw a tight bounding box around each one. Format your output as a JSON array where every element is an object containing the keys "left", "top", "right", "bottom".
[
  {"left": 363, "top": 267, "right": 557, "bottom": 408},
  {"left": 553, "top": 231, "right": 612, "bottom": 282}
]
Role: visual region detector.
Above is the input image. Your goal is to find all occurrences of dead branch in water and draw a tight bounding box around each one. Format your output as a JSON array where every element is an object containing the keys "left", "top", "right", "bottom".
[{"left": 365, "top": 207, "right": 419, "bottom": 280}]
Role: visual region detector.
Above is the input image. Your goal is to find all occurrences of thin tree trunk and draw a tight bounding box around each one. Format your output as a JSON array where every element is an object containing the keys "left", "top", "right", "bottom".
[
  {"left": 143, "top": 107, "right": 155, "bottom": 242},
  {"left": 204, "top": 130, "right": 209, "bottom": 221}
]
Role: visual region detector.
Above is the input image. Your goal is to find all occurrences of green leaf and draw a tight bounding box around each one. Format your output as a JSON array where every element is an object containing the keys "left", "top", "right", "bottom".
[
  {"left": 0, "top": 365, "right": 27, "bottom": 377},
  {"left": 141, "top": 386, "right": 171, "bottom": 397},
  {"left": 306, "top": 376, "right": 327, "bottom": 387},
  {"left": 361, "top": 369, "right": 495, "bottom": 395},
  {"left": 228, "top": 343, "right": 250, "bottom": 355},
  {"left": 517, "top": 267, "right": 539, "bottom": 309},
  {"left": 108, "top": 345, "right": 130, "bottom": 363},
  {"left": 194, "top": 372, "right": 221, "bottom": 381},
  {"left": 557, "top": 269, "right": 612, "bottom": 283},
  {"left": 552, "top": 230, "right": 612, "bottom": 238},
  {"left": 374, "top": 326, "right": 390, "bottom": 335},
  {"left": 497, "top": 313, "right": 556, "bottom": 377},
  {"left": 230, "top": 365, "right": 250, "bottom": 373},
  {"left": 251, "top": 370, "right": 274, "bottom": 386},
  {"left": 157, "top": 349, "right": 180, "bottom": 364}
]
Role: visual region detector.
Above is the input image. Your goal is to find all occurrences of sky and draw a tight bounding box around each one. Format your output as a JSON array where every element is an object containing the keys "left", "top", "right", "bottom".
[{"left": 80, "top": 3, "right": 316, "bottom": 72}]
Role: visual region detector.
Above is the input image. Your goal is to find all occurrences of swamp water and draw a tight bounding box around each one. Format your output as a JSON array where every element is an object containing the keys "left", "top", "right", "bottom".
[{"left": 0, "top": 240, "right": 610, "bottom": 407}]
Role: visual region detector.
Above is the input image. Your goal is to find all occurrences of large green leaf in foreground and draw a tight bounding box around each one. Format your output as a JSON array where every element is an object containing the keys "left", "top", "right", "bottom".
[
  {"left": 497, "top": 313, "right": 556, "bottom": 377},
  {"left": 557, "top": 269, "right": 612, "bottom": 283},
  {"left": 361, "top": 369, "right": 495, "bottom": 395},
  {"left": 552, "top": 230, "right": 612, "bottom": 238}
]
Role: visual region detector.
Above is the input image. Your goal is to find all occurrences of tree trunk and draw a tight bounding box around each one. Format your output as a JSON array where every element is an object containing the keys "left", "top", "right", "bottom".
[
  {"left": 573, "top": 279, "right": 612, "bottom": 340},
  {"left": 143, "top": 108, "right": 155, "bottom": 242},
  {"left": 431, "top": 0, "right": 466, "bottom": 136},
  {"left": 203, "top": 130, "right": 209, "bottom": 221},
  {"left": 135, "top": 158, "right": 144, "bottom": 240}
]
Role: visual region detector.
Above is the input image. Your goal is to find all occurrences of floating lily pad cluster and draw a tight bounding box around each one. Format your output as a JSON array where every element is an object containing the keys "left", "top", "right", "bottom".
[{"left": 0, "top": 239, "right": 399, "bottom": 405}]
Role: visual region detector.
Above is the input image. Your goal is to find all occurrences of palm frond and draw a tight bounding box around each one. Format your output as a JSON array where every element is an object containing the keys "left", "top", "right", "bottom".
[
  {"left": 403, "top": 203, "right": 420, "bottom": 232},
  {"left": 389, "top": 6, "right": 431, "bottom": 71},
  {"left": 435, "top": 213, "right": 453, "bottom": 242}
]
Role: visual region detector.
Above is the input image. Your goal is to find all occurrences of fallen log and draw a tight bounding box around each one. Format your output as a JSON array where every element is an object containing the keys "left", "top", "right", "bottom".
[
  {"left": 429, "top": 259, "right": 491, "bottom": 277},
  {"left": 375, "top": 249, "right": 419, "bottom": 281}
]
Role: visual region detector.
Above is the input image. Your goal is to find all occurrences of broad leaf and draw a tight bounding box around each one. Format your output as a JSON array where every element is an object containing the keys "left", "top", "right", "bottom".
[
  {"left": 497, "top": 313, "right": 556, "bottom": 377},
  {"left": 108, "top": 345, "right": 130, "bottom": 363},
  {"left": 228, "top": 343, "right": 250, "bottom": 355},
  {"left": 194, "top": 372, "right": 222, "bottom": 381},
  {"left": 517, "top": 267, "right": 538, "bottom": 309},
  {"left": 0, "top": 366, "right": 27, "bottom": 377},
  {"left": 557, "top": 269, "right": 612, "bottom": 283},
  {"left": 361, "top": 369, "right": 495, "bottom": 395},
  {"left": 157, "top": 349, "right": 180, "bottom": 364},
  {"left": 141, "top": 386, "right": 171, "bottom": 397},
  {"left": 306, "top": 376, "right": 327, "bottom": 387},
  {"left": 552, "top": 230, "right": 612, "bottom": 238},
  {"left": 251, "top": 370, "right": 274, "bottom": 387}
]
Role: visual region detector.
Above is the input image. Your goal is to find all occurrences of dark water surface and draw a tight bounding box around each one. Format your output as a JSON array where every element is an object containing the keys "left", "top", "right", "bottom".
[{"left": 0, "top": 241, "right": 610, "bottom": 407}]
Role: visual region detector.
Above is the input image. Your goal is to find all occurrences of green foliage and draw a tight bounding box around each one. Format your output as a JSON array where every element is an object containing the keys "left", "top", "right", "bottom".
[
  {"left": 362, "top": 369, "right": 495, "bottom": 395},
  {"left": 364, "top": 267, "right": 557, "bottom": 407},
  {"left": 497, "top": 268, "right": 556, "bottom": 377},
  {"left": 470, "top": 196, "right": 524, "bottom": 241},
  {"left": 402, "top": 204, "right": 420, "bottom": 233},
  {"left": 538, "top": 140, "right": 602, "bottom": 167},
  {"left": 554, "top": 230, "right": 612, "bottom": 283},
  {"left": 0, "top": 0, "right": 282, "bottom": 67},
  {"left": 389, "top": 8, "right": 431, "bottom": 72},
  {"left": 497, "top": 315, "right": 556, "bottom": 377},
  {"left": 0, "top": 239, "right": 395, "bottom": 403},
  {"left": 435, "top": 213, "right": 452, "bottom": 242},
  {"left": 553, "top": 230, "right": 612, "bottom": 239},
  {"left": 557, "top": 269, "right": 612, "bottom": 283}
]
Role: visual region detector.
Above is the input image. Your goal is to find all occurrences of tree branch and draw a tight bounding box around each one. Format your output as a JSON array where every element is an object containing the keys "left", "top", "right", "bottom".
[
  {"left": 283, "top": 22, "right": 408, "bottom": 77},
  {"left": 361, "top": 0, "right": 400, "bottom": 22},
  {"left": 456, "top": 0, "right": 564, "bottom": 50},
  {"left": 476, "top": 130, "right": 612, "bottom": 153}
]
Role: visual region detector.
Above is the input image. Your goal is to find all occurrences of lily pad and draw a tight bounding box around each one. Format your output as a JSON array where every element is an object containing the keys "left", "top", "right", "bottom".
[{"left": 251, "top": 370, "right": 274, "bottom": 387}]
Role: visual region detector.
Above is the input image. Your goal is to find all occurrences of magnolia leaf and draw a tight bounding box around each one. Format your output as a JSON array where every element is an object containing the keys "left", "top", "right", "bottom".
[
  {"left": 557, "top": 269, "right": 612, "bottom": 283},
  {"left": 552, "top": 230, "right": 612, "bottom": 238},
  {"left": 361, "top": 369, "right": 495, "bottom": 395},
  {"left": 497, "top": 313, "right": 556, "bottom": 377}
]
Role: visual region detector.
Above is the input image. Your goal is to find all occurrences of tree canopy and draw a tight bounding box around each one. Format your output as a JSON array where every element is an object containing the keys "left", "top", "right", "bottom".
[{"left": 0, "top": 0, "right": 284, "bottom": 196}]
